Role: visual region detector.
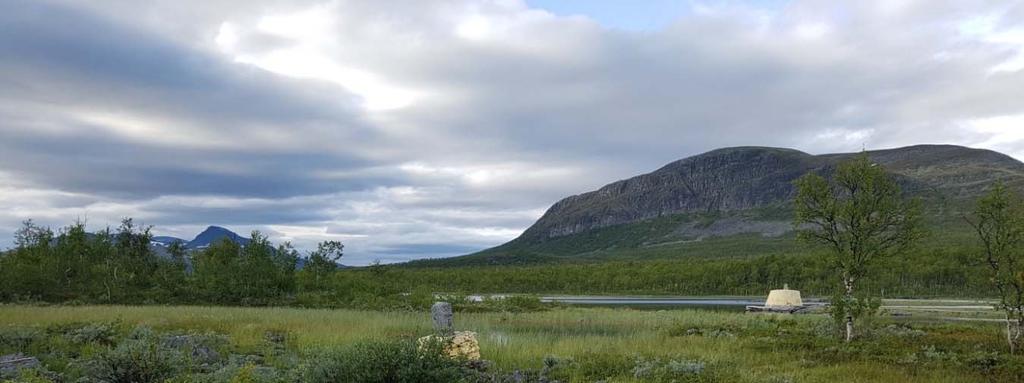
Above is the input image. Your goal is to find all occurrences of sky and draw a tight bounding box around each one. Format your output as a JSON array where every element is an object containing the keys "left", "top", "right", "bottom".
[{"left": 1, "top": 0, "right": 1023, "bottom": 264}]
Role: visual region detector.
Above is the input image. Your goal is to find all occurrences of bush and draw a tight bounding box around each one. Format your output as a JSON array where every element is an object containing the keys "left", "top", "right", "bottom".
[
  {"left": 65, "top": 322, "right": 119, "bottom": 345},
  {"left": 0, "top": 328, "right": 42, "bottom": 352},
  {"left": 453, "top": 295, "right": 549, "bottom": 313},
  {"left": 1, "top": 369, "right": 54, "bottom": 383},
  {"left": 84, "top": 327, "right": 182, "bottom": 383},
  {"left": 570, "top": 352, "right": 633, "bottom": 380},
  {"left": 161, "top": 332, "right": 228, "bottom": 368},
  {"left": 632, "top": 356, "right": 708, "bottom": 382},
  {"left": 301, "top": 339, "right": 465, "bottom": 383}
]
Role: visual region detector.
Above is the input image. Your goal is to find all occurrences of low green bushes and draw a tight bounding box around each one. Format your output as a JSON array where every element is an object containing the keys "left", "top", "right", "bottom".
[
  {"left": 3, "top": 306, "right": 1024, "bottom": 383},
  {"left": 302, "top": 340, "right": 465, "bottom": 383}
]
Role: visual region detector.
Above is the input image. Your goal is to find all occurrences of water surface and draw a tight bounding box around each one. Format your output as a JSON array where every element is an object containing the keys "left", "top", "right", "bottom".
[{"left": 539, "top": 296, "right": 767, "bottom": 311}]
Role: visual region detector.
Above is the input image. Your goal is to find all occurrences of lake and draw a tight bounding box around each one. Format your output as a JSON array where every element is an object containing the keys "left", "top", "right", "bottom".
[{"left": 538, "top": 296, "right": 767, "bottom": 311}]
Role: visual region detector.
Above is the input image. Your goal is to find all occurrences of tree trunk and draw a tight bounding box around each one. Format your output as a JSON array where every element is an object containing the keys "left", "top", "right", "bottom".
[
  {"left": 1008, "top": 311, "right": 1023, "bottom": 354},
  {"left": 844, "top": 277, "right": 855, "bottom": 343}
]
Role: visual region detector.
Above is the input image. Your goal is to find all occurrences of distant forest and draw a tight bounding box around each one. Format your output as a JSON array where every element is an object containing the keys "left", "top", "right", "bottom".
[{"left": 0, "top": 215, "right": 993, "bottom": 308}]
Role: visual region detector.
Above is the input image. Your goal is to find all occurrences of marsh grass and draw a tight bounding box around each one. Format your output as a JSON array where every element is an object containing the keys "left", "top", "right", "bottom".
[{"left": 1, "top": 305, "right": 1021, "bottom": 382}]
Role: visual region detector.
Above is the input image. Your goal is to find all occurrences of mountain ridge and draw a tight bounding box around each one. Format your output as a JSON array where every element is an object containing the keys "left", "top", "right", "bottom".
[
  {"left": 522, "top": 144, "right": 1023, "bottom": 241},
  {"left": 150, "top": 226, "right": 250, "bottom": 251},
  {"left": 419, "top": 144, "right": 1024, "bottom": 266}
]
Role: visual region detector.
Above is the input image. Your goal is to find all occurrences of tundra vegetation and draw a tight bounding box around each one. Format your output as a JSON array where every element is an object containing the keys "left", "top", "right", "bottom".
[
  {"left": 1, "top": 305, "right": 1023, "bottom": 382},
  {"left": 2, "top": 156, "right": 1024, "bottom": 381}
]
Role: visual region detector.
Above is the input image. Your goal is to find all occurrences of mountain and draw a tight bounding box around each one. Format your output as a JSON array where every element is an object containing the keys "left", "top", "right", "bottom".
[
  {"left": 422, "top": 145, "right": 1024, "bottom": 266},
  {"left": 524, "top": 145, "right": 1023, "bottom": 241},
  {"left": 186, "top": 226, "right": 250, "bottom": 249},
  {"left": 147, "top": 226, "right": 319, "bottom": 269},
  {"left": 148, "top": 227, "right": 248, "bottom": 255},
  {"left": 151, "top": 236, "right": 186, "bottom": 247}
]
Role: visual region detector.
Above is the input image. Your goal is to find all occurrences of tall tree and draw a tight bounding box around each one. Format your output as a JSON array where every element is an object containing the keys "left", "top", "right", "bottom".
[
  {"left": 299, "top": 241, "right": 344, "bottom": 292},
  {"left": 152, "top": 239, "right": 188, "bottom": 302},
  {"left": 966, "top": 183, "right": 1024, "bottom": 353},
  {"left": 192, "top": 238, "right": 243, "bottom": 303},
  {"left": 4, "top": 220, "right": 56, "bottom": 300},
  {"left": 794, "top": 154, "right": 922, "bottom": 342},
  {"left": 191, "top": 231, "right": 298, "bottom": 304},
  {"left": 106, "top": 218, "right": 156, "bottom": 301},
  {"left": 53, "top": 220, "right": 96, "bottom": 300}
]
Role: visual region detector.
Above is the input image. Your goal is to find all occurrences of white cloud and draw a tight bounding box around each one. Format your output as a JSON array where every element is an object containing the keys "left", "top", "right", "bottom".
[
  {"left": 963, "top": 114, "right": 1024, "bottom": 159},
  {"left": 455, "top": 14, "right": 493, "bottom": 40},
  {"left": 792, "top": 21, "right": 830, "bottom": 40},
  {"left": 214, "top": 6, "right": 424, "bottom": 111}
]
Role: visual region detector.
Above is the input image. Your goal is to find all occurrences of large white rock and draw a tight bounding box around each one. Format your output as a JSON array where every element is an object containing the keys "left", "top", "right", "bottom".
[{"left": 418, "top": 331, "right": 481, "bottom": 360}]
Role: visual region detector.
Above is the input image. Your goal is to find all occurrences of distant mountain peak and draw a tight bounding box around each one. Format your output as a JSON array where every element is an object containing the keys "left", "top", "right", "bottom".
[{"left": 187, "top": 226, "right": 249, "bottom": 249}]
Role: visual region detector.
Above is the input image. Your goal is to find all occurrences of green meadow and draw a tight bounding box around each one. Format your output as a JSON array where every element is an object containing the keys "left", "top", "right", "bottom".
[{"left": 2, "top": 305, "right": 1022, "bottom": 382}]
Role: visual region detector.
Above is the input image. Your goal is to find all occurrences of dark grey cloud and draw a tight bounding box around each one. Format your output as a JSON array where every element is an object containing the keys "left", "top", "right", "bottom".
[
  {"left": 0, "top": 1, "right": 385, "bottom": 198},
  {"left": 0, "top": 128, "right": 396, "bottom": 199},
  {"left": 1, "top": 0, "right": 1023, "bottom": 264}
]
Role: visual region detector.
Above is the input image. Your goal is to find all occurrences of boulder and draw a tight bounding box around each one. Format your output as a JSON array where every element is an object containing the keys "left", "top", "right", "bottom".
[
  {"left": 162, "top": 335, "right": 221, "bottom": 365},
  {"left": 0, "top": 353, "right": 41, "bottom": 377},
  {"left": 418, "top": 331, "right": 481, "bottom": 360}
]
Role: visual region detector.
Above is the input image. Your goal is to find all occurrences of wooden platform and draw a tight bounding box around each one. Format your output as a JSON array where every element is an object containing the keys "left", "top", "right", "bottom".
[{"left": 745, "top": 305, "right": 810, "bottom": 314}]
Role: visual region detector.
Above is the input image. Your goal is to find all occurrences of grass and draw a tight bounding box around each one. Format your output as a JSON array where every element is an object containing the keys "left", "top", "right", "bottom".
[{"left": 1, "top": 305, "right": 1021, "bottom": 382}]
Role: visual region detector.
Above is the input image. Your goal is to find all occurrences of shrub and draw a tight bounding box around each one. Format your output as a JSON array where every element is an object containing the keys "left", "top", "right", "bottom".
[
  {"left": 84, "top": 327, "right": 182, "bottom": 383},
  {"left": 0, "top": 328, "right": 42, "bottom": 352},
  {"left": 65, "top": 322, "right": 119, "bottom": 345},
  {"left": 1, "top": 368, "right": 54, "bottom": 383},
  {"left": 161, "top": 332, "right": 228, "bottom": 368},
  {"left": 632, "top": 356, "right": 708, "bottom": 382},
  {"left": 301, "top": 339, "right": 465, "bottom": 383},
  {"left": 454, "top": 295, "right": 549, "bottom": 313},
  {"left": 218, "top": 364, "right": 288, "bottom": 383}
]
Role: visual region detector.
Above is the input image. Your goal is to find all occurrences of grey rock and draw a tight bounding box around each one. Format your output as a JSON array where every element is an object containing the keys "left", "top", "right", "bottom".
[
  {"left": 162, "top": 335, "right": 221, "bottom": 364},
  {"left": 0, "top": 353, "right": 41, "bottom": 376},
  {"left": 431, "top": 302, "right": 453, "bottom": 335}
]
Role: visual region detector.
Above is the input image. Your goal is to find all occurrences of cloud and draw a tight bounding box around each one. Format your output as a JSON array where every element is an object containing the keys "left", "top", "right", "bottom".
[{"left": 1, "top": 0, "right": 1023, "bottom": 264}]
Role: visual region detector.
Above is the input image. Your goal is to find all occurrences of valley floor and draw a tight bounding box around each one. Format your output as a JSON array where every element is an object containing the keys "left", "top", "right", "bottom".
[{"left": 1, "top": 304, "right": 1021, "bottom": 382}]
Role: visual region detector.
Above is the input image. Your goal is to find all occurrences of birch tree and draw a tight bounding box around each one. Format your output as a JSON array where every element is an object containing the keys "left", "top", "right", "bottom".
[
  {"left": 967, "top": 183, "right": 1024, "bottom": 353},
  {"left": 794, "top": 154, "right": 922, "bottom": 342}
]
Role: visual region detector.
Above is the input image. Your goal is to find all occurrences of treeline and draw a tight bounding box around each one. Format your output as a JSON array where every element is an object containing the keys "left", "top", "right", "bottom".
[
  {"left": 0, "top": 219, "right": 188, "bottom": 303},
  {"left": 0, "top": 217, "right": 993, "bottom": 308},
  {"left": 377, "top": 246, "right": 988, "bottom": 298},
  {"left": 0, "top": 219, "right": 425, "bottom": 308}
]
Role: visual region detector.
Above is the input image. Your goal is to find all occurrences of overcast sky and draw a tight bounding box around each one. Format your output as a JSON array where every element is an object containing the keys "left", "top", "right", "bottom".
[{"left": 1, "top": 0, "right": 1023, "bottom": 264}]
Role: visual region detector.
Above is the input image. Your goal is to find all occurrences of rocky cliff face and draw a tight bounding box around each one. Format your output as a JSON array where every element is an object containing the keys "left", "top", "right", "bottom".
[{"left": 520, "top": 145, "right": 1024, "bottom": 241}]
